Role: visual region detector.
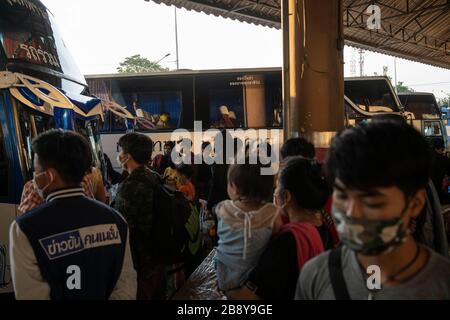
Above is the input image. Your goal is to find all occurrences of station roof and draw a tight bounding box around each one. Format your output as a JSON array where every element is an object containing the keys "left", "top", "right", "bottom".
[{"left": 148, "top": 0, "right": 450, "bottom": 70}]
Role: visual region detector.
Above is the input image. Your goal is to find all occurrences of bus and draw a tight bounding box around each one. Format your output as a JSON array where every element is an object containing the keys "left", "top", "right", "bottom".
[
  {"left": 88, "top": 70, "right": 433, "bottom": 169},
  {"left": 0, "top": 0, "right": 105, "bottom": 295},
  {"left": 398, "top": 92, "right": 449, "bottom": 147},
  {"left": 86, "top": 68, "right": 284, "bottom": 170},
  {"left": 344, "top": 76, "right": 448, "bottom": 148}
]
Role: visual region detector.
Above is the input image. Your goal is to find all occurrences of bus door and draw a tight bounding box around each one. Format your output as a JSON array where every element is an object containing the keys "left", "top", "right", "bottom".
[{"left": 0, "top": 91, "right": 18, "bottom": 295}]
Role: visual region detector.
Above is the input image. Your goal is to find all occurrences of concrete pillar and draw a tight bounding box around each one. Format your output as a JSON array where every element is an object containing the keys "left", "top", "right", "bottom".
[
  {"left": 282, "top": 0, "right": 345, "bottom": 160},
  {"left": 244, "top": 74, "right": 266, "bottom": 128}
]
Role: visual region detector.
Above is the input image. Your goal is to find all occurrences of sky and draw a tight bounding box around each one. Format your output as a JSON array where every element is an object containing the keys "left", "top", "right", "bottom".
[{"left": 41, "top": 0, "right": 450, "bottom": 99}]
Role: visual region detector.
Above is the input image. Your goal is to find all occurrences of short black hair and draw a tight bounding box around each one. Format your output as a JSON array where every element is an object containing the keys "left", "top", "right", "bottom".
[
  {"left": 177, "top": 163, "right": 193, "bottom": 179},
  {"left": 278, "top": 156, "right": 330, "bottom": 210},
  {"left": 281, "top": 137, "right": 315, "bottom": 159},
  {"left": 118, "top": 133, "right": 153, "bottom": 164},
  {"left": 325, "top": 120, "right": 432, "bottom": 198},
  {"left": 32, "top": 129, "right": 92, "bottom": 185},
  {"left": 227, "top": 162, "right": 273, "bottom": 203}
]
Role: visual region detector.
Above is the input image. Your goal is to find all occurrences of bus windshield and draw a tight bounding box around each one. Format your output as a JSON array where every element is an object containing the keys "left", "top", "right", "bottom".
[
  {"left": 398, "top": 94, "right": 440, "bottom": 119},
  {"left": 0, "top": 0, "right": 86, "bottom": 90},
  {"left": 345, "top": 78, "right": 400, "bottom": 112}
]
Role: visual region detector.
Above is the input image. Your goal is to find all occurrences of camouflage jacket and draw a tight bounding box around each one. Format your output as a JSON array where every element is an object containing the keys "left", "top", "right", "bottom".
[{"left": 113, "top": 165, "right": 160, "bottom": 279}]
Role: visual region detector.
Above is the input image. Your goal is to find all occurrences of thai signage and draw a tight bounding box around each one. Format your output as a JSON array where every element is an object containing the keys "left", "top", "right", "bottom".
[{"left": 1, "top": 0, "right": 62, "bottom": 71}]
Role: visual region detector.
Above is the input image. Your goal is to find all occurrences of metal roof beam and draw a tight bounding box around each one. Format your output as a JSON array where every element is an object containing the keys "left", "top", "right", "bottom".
[
  {"left": 403, "top": 9, "right": 449, "bottom": 43},
  {"left": 379, "top": 2, "right": 449, "bottom": 21},
  {"left": 372, "top": 0, "right": 443, "bottom": 50},
  {"left": 151, "top": 0, "right": 280, "bottom": 25}
]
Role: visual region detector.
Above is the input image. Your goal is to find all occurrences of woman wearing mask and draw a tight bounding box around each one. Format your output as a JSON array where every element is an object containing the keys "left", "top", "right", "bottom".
[{"left": 226, "top": 156, "right": 335, "bottom": 300}]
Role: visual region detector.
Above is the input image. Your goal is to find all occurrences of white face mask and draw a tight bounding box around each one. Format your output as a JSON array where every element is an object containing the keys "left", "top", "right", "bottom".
[
  {"left": 273, "top": 190, "right": 288, "bottom": 215},
  {"left": 116, "top": 154, "right": 129, "bottom": 170},
  {"left": 32, "top": 171, "right": 53, "bottom": 199}
]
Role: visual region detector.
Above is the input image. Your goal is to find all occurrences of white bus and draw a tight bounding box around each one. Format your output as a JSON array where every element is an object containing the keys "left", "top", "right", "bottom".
[{"left": 86, "top": 68, "right": 284, "bottom": 170}]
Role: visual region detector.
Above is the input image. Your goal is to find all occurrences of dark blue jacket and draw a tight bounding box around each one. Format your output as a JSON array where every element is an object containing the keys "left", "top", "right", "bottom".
[{"left": 17, "top": 187, "right": 128, "bottom": 300}]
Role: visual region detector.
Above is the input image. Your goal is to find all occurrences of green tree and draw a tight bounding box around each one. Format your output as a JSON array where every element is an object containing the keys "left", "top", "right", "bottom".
[
  {"left": 438, "top": 94, "right": 450, "bottom": 108},
  {"left": 396, "top": 81, "right": 415, "bottom": 93},
  {"left": 117, "top": 54, "right": 168, "bottom": 73}
]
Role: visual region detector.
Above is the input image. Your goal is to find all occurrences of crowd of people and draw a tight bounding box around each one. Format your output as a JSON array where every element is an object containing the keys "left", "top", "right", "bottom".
[{"left": 7, "top": 117, "right": 450, "bottom": 300}]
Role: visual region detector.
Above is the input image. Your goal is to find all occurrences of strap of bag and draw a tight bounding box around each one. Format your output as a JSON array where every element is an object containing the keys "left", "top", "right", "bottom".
[{"left": 328, "top": 246, "right": 351, "bottom": 300}]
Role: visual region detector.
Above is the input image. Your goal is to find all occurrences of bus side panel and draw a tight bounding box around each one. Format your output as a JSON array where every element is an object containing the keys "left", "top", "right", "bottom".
[
  {"left": 1, "top": 93, "right": 25, "bottom": 202},
  {"left": 0, "top": 203, "right": 15, "bottom": 295},
  {"left": 0, "top": 91, "right": 22, "bottom": 295}
]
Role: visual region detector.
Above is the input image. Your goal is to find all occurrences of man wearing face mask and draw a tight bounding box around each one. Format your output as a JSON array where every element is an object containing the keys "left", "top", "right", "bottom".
[
  {"left": 112, "top": 133, "right": 166, "bottom": 300},
  {"left": 9, "top": 129, "right": 136, "bottom": 299},
  {"left": 296, "top": 120, "right": 450, "bottom": 300}
]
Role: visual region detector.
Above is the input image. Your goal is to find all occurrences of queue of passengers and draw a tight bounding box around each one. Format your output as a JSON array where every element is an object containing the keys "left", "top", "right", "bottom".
[{"left": 8, "top": 117, "right": 450, "bottom": 300}]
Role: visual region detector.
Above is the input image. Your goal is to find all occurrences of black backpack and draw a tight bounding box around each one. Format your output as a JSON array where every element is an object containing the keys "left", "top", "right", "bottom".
[{"left": 150, "top": 172, "right": 201, "bottom": 264}]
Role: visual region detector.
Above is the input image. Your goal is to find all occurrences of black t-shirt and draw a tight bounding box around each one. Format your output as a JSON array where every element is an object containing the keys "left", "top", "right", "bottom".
[{"left": 247, "top": 225, "right": 330, "bottom": 300}]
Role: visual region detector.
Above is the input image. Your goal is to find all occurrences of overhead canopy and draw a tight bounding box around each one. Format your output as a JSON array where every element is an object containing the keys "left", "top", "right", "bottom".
[{"left": 148, "top": 0, "right": 450, "bottom": 70}]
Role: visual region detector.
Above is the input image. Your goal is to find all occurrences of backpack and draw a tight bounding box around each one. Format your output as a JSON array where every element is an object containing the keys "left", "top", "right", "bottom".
[{"left": 150, "top": 171, "right": 201, "bottom": 264}]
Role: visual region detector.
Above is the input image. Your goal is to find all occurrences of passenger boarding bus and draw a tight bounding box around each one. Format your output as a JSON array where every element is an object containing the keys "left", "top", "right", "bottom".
[
  {"left": 0, "top": 0, "right": 105, "bottom": 296},
  {"left": 86, "top": 68, "right": 284, "bottom": 170}
]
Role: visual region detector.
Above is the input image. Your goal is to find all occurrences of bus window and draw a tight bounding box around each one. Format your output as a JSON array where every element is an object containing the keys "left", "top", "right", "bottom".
[
  {"left": 196, "top": 74, "right": 245, "bottom": 129},
  {"left": 103, "top": 109, "right": 127, "bottom": 132},
  {"left": 34, "top": 113, "right": 56, "bottom": 135},
  {"left": 345, "top": 79, "right": 399, "bottom": 112},
  {"left": 0, "top": 121, "right": 8, "bottom": 198},
  {"left": 89, "top": 76, "right": 193, "bottom": 132},
  {"left": 195, "top": 72, "right": 282, "bottom": 129},
  {"left": 398, "top": 95, "right": 440, "bottom": 119},
  {"left": 424, "top": 121, "right": 442, "bottom": 137},
  {"left": 15, "top": 101, "right": 56, "bottom": 178},
  {"left": 208, "top": 88, "right": 244, "bottom": 129},
  {"left": 74, "top": 118, "right": 103, "bottom": 168},
  {"left": 131, "top": 91, "right": 183, "bottom": 130}
]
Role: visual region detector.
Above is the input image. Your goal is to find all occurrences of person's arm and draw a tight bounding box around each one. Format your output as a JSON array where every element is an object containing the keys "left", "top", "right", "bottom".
[
  {"left": 9, "top": 221, "right": 51, "bottom": 300},
  {"left": 109, "top": 229, "right": 137, "bottom": 300},
  {"left": 18, "top": 181, "right": 44, "bottom": 216},
  {"left": 95, "top": 177, "right": 108, "bottom": 203}
]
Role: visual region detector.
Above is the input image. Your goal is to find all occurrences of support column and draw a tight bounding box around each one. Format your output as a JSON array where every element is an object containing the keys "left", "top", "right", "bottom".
[{"left": 282, "top": 0, "right": 345, "bottom": 161}]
